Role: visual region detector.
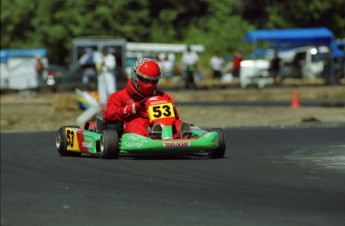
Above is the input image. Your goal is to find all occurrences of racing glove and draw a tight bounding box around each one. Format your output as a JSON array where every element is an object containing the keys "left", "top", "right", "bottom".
[{"left": 122, "top": 102, "right": 141, "bottom": 118}]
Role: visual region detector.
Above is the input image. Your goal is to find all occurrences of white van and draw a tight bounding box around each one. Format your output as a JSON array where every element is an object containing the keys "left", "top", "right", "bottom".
[
  {"left": 238, "top": 46, "right": 331, "bottom": 88},
  {"left": 268, "top": 46, "right": 331, "bottom": 79}
]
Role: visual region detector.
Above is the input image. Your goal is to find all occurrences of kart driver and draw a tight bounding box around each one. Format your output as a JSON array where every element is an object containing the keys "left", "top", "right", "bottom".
[{"left": 103, "top": 58, "right": 190, "bottom": 138}]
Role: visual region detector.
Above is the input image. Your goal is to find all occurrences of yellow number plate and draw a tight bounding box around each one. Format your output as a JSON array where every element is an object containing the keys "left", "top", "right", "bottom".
[
  {"left": 65, "top": 128, "right": 80, "bottom": 151},
  {"left": 148, "top": 103, "right": 175, "bottom": 122}
]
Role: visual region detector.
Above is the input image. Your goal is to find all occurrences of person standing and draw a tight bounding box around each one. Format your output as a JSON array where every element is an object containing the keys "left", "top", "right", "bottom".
[
  {"left": 270, "top": 51, "right": 282, "bottom": 85},
  {"left": 96, "top": 48, "right": 116, "bottom": 108},
  {"left": 180, "top": 45, "right": 199, "bottom": 89},
  {"left": 229, "top": 50, "right": 243, "bottom": 79},
  {"left": 162, "top": 55, "right": 174, "bottom": 79},
  {"left": 209, "top": 51, "right": 224, "bottom": 80},
  {"left": 79, "top": 48, "right": 97, "bottom": 87},
  {"left": 34, "top": 55, "right": 45, "bottom": 94}
]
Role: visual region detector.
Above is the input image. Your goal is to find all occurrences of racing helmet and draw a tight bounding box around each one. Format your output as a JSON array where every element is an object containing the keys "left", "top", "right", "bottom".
[{"left": 132, "top": 58, "right": 161, "bottom": 96}]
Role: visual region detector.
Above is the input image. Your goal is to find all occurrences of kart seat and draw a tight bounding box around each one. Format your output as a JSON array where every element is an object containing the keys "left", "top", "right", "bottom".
[{"left": 96, "top": 113, "right": 124, "bottom": 135}]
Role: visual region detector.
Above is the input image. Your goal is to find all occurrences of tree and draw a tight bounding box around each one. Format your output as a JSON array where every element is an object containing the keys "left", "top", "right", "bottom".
[{"left": 1, "top": 0, "right": 344, "bottom": 66}]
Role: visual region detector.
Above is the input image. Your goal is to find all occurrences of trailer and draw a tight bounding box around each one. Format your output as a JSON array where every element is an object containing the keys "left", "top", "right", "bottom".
[{"left": 0, "top": 49, "right": 48, "bottom": 91}]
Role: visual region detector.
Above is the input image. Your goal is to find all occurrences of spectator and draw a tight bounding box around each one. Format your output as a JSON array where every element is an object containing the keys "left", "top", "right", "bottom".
[
  {"left": 179, "top": 45, "right": 199, "bottom": 89},
  {"left": 209, "top": 51, "right": 224, "bottom": 80},
  {"left": 156, "top": 53, "right": 165, "bottom": 75},
  {"left": 103, "top": 58, "right": 191, "bottom": 138},
  {"left": 35, "top": 55, "right": 45, "bottom": 92},
  {"left": 229, "top": 50, "right": 243, "bottom": 79},
  {"left": 79, "top": 48, "right": 97, "bottom": 87},
  {"left": 270, "top": 51, "right": 282, "bottom": 85},
  {"left": 168, "top": 52, "right": 176, "bottom": 64},
  {"left": 162, "top": 55, "right": 174, "bottom": 79},
  {"left": 79, "top": 48, "right": 94, "bottom": 66},
  {"left": 95, "top": 48, "right": 116, "bottom": 108}
]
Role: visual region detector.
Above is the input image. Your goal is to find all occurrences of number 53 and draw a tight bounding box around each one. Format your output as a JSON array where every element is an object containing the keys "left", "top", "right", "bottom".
[{"left": 149, "top": 103, "right": 175, "bottom": 120}]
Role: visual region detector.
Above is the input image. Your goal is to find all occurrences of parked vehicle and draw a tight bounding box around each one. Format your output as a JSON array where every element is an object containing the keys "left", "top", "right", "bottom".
[{"left": 272, "top": 46, "right": 331, "bottom": 80}]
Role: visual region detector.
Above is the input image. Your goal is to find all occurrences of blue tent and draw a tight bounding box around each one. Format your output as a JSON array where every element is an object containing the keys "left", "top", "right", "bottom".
[
  {"left": 331, "top": 41, "right": 345, "bottom": 58},
  {"left": 245, "top": 27, "right": 344, "bottom": 58},
  {"left": 0, "top": 48, "right": 47, "bottom": 63},
  {"left": 245, "top": 27, "right": 334, "bottom": 45}
]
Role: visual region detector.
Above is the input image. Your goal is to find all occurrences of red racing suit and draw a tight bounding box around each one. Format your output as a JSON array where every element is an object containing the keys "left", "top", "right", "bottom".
[{"left": 103, "top": 79, "right": 182, "bottom": 137}]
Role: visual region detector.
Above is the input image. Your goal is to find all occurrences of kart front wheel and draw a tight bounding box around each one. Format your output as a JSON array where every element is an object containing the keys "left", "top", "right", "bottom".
[
  {"left": 208, "top": 128, "right": 226, "bottom": 159},
  {"left": 100, "top": 129, "right": 120, "bottom": 159},
  {"left": 56, "top": 126, "right": 81, "bottom": 156}
]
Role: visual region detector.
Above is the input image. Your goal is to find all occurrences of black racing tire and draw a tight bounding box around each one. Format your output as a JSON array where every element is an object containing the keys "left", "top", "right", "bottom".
[
  {"left": 56, "top": 126, "right": 81, "bottom": 156},
  {"left": 208, "top": 128, "right": 226, "bottom": 159},
  {"left": 100, "top": 129, "right": 120, "bottom": 159}
]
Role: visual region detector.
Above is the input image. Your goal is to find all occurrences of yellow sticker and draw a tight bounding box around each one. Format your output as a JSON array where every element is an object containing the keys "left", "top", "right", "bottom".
[
  {"left": 65, "top": 128, "right": 80, "bottom": 151},
  {"left": 148, "top": 103, "right": 175, "bottom": 122}
]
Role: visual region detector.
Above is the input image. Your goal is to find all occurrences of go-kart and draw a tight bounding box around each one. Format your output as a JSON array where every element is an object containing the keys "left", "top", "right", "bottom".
[{"left": 56, "top": 95, "right": 226, "bottom": 159}]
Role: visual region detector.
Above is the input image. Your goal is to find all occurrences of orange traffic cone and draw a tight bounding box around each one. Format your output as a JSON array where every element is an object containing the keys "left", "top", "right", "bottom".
[{"left": 290, "top": 89, "right": 301, "bottom": 108}]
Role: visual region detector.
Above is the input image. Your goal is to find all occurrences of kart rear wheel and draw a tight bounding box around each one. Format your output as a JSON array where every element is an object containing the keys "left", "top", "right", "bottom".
[
  {"left": 100, "top": 129, "right": 120, "bottom": 159},
  {"left": 208, "top": 128, "right": 226, "bottom": 159},
  {"left": 56, "top": 126, "right": 81, "bottom": 156}
]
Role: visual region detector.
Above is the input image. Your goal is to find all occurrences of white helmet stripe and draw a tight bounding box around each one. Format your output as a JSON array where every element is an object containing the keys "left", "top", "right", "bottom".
[{"left": 132, "top": 58, "right": 161, "bottom": 80}]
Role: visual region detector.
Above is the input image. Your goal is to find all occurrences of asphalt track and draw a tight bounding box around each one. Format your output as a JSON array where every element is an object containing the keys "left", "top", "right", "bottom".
[{"left": 1, "top": 127, "right": 344, "bottom": 226}]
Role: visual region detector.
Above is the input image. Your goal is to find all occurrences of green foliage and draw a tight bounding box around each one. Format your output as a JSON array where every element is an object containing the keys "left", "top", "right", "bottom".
[
  {"left": 1, "top": 0, "right": 344, "bottom": 65},
  {"left": 266, "top": 0, "right": 345, "bottom": 37}
]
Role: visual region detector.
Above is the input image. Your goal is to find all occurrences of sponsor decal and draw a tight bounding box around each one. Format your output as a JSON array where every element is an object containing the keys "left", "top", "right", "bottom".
[
  {"left": 82, "top": 141, "right": 92, "bottom": 148},
  {"left": 151, "top": 100, "right": 167, "bottom": 105},
  {"left": 163, "top": 142, "right": 190, "bottom": 148},
  {"left": 83, "top": 137, "right": 93, "bottom": 145},
  {"left": 76, "top": 129, "right": 89, "bottom": 153},
  {"left": 124, "top": 135, "right": 147, "bottom": 148}
]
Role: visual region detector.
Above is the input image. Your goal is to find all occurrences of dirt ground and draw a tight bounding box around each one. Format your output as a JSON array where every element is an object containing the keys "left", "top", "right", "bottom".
[{"left": 1, "top": 86, "right": 344, "bottom": 132}]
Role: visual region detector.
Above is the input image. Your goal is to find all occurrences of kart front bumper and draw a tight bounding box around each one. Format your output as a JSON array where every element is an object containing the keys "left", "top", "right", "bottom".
[{"left": 120, "top": 131, "right": 219, "bottom": 154}]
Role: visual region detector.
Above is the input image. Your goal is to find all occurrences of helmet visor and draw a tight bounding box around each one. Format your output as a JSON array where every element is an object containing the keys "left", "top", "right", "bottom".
[{"left": 137, "top": 75, "right": 159, "bottom": 85}]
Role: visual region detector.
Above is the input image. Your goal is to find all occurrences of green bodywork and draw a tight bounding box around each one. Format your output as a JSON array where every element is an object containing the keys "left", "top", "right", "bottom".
[
  {"left": 73, "top": 127, "right": 219, "bottom": 155},
  {"left": 79, "top": 130, "right": 101, "bottom": 154},
  {"left": 120, "top": 129, "right": 218, "bottom": 154}
]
